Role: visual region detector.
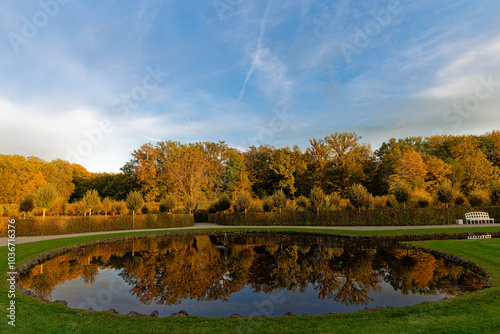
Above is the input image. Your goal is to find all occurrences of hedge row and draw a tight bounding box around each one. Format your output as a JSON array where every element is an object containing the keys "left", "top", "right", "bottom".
[
  {"left": 208, "top": 207, "right": 500, "bottom": 226},
  {"left": 0, "top": 214, "right": 194, "bottom": 237}
]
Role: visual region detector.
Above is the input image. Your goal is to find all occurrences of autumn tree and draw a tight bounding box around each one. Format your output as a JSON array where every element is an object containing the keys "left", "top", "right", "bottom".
[
  {"left": 36, "top": 183, "right": 58, "bottom": 220},
  {"left": 389, "top": 150, "right": 427, "bottom": 190},
  {"left": 201, "top": 141, "right": 232, "bottom": 194},
  {"left": 306, "top": 138, "right": 331, "bottom": 191},
  {"left": 347, "top": 183, "right": 372, "bottom": 213},
  {"left": 82, "top": 189, "right": 101, "bottom": 217},
  {"left": 160, "top": 194, "right": 176, "bottom": 214},
  {"left": 19, "top": 193, "right": 35, "bottom": 218},
  {"left": 156, "top": 141, "right": 207, "bottom": 202},
  {"left": 295, "top": 196, "right": 310, "bottom": 210},
  {"left": 390, "top": 181, "right": 411, "bottom": 209},
  {"left": 489, "top": 180, "right": 500, "bottom": 206},
  {"left": 269, "top": 148, "right": 297, "bottom": 197},
  {"left": 435, "top": 180, "right": 455, "bottom": 208},
  {"left": 245, "top": 145, "right": 278, "bottom": 198},
  {"left": 309, "top": 186, "right": 327, "bottom": 214},
  {"left": 451, "top": 140, "right": 495, "bottom": 193},
  {"left": 132, "top": 143, "right": 160, "bottom": 202},
  {"left": 101, "top": 197, "right": 112, "bottom": 216},
  {"left": 223, "top": 153, "right": 251, "bottom": 195},
  {"left": 422, "top": 154, "right": 451, "bottom": 192},
  {"left": 323, "top": 132, "right": 371, "bottom": 194},
  {"left": 233, "top": 190, "right": 252, "bottom": 214},
  {"left": 272, "top": 189, "right": 287, "bottom": 214},
  {"left": 468, "top": 189, "right": 490, "bottom": 207},
  {"left": 126, "top": 191, "right": 144, "bottom": 228}
]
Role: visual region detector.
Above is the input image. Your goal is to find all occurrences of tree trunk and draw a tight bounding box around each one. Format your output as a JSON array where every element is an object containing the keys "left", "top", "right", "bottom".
[
  {"left": 42, "top": 208, "right": 46, "bottom": 220},
  {"left": 133, "top": 211, "right": 135, "bottom": 229}
]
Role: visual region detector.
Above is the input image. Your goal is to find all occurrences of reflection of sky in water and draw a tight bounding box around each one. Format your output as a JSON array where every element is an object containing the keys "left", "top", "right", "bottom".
[{"left": 49, "top": 269, "right": 452, "bottom": 317}]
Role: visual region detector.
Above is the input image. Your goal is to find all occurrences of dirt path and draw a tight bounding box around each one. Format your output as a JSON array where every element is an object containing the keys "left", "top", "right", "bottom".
[{"left": 1, "top": 222, "right": 499, "bottom": 247}]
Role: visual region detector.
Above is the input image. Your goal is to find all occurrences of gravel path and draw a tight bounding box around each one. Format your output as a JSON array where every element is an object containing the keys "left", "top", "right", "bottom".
[{"left": 1, "top": 222, "right": 499, "bottom": 247}]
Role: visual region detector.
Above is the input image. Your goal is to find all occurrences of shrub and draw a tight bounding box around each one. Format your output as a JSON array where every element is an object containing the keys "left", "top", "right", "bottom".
[
  {"left": 390, "top": 181, "right": 411, "bottom": 209},
  {"left": 347, "top": 183, "right": 372, "bottom": 213},
  {"left": 309, "top": 186, "right": 327, "bottom": 214},
  {"left": 272, "top": 189, "right": 286, "bottom": 213},
  {"left": 295, "top": 196, "right": 310, "bottom": 210},
  {"left": 435, "top": 180, "right": 455, "bottom": 208},
  {"left": 233, "top": 190, "right": 252, "bottom": 213},
  {"left": 468, "top": 189, "right": 490, "bottom": 207}
]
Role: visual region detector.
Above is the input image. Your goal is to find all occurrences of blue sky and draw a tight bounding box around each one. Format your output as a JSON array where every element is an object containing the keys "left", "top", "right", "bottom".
[{"left": 1, "top": 0, "right": 500, "bottom": 172}]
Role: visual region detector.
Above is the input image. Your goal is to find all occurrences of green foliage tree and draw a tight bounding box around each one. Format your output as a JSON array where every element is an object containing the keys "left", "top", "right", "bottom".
[
  {"left": 272, "top": 189, "right": 286, "bottom": 213},
  {"left": 390, "top": 181, "right": 411, "bottom": 209},
  {"left": 347, "top": 183, "right": 372, "bottom": 213},
  {"left": 82, "top": 189, "right": 101, "bottom": 217},
  {"left": 36, "top": 183, "right": 58, "bottom": 220},
  {"left": 434, "top": 180, "right": 455, "bottom": 208},
  {"left": 309, "top": 186, "right": 327, "bottom": 214}
]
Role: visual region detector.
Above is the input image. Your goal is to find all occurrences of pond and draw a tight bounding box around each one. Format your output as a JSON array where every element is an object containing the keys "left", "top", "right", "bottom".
[{"left": 18, "top": 232, "right": 485, "bottom": 317}]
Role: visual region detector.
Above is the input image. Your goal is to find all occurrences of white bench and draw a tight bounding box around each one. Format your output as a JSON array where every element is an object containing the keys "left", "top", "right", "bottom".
[{"left": 464, "top": 212, "right": 495, "bottom": 224}]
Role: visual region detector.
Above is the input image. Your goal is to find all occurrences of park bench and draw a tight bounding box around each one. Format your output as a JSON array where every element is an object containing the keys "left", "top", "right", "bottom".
[{"left": 464, "top": 212, "right": 495, "bottom": 224}]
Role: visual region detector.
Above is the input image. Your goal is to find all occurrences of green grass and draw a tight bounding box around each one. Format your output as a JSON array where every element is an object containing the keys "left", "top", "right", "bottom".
[{"left": 1, "top": 226, "right": 499, "bottom": 333}]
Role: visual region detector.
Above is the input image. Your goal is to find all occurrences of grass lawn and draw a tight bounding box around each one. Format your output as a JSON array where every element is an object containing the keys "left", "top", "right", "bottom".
[{"left": 1, "top": 226, "right": 499, "bottom": 333}]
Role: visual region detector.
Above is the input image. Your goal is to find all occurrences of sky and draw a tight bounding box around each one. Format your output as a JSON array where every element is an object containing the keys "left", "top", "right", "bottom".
[{"left": 1, "top": 0, "right": 500, "bottom": 173}]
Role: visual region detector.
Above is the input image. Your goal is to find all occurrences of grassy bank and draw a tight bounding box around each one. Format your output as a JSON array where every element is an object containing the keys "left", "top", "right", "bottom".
[{"left": 1, "top": 227, "right": 499, "bottom": 333}]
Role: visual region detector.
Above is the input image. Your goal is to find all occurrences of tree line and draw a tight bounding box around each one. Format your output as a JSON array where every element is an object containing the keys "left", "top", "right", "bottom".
[{"left": 1, "top": 131, "right": 500, "bottom": 216}]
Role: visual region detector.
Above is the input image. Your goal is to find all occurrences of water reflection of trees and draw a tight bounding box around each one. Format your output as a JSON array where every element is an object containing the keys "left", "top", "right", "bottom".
[{"left": 19, "top": 235, "right": 483, "bottom": 306}]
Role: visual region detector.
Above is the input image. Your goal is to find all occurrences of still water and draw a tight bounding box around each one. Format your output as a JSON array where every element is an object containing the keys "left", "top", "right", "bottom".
[{"left": 18, "top": 233, "right": 484, "bottom": 317}]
